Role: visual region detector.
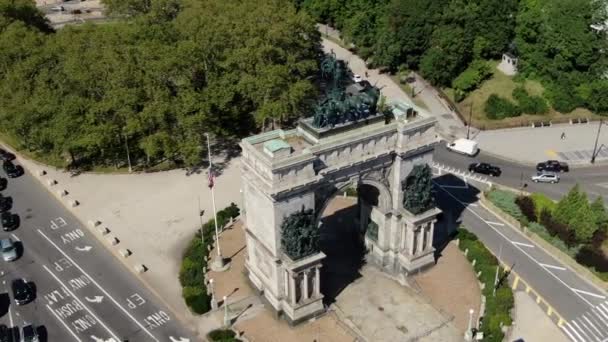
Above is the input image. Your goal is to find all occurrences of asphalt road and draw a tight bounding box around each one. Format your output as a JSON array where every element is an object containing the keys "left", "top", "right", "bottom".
[
  {"left": 432, "top": 168, "right": 608, "bottom": 342},
  {"left": 434, "top": 144, "right": 608, "bottom": 202},
  {"left": 0, "top": 166, "right": 195, "bottom": 342}
]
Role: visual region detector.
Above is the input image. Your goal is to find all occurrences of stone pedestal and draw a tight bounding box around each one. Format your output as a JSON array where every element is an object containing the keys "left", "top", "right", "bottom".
[
  {"left": 398, "top": 207, "right": 441, "bottom": 275},
  {"left": 280, "top": 252, "right": 326, "bottom": 324}
]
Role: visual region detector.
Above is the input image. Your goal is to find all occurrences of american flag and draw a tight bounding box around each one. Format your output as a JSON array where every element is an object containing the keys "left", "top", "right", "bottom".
[{"left": 208, "top": 168, "right": 215, "bottom": 189}]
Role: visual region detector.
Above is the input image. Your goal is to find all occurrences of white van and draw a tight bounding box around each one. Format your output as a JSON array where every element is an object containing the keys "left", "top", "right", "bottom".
[{"left": 446, "top": 139, "right": 479, "bottom": 156}]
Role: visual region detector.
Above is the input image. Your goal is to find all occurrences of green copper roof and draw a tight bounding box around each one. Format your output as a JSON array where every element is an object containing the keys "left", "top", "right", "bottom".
[{"left": 264, "top": 139, "right": 291, "bottom": 152}]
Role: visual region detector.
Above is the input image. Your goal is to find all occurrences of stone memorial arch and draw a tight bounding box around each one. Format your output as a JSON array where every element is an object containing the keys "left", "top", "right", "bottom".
[{"left": 240, "top": 101, "right": 441, "bottom": 324}]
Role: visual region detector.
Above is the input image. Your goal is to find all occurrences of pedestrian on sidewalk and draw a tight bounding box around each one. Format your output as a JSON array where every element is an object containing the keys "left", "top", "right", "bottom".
[{"left": 560, "top": 132, "right": 566, "bottom": 140}]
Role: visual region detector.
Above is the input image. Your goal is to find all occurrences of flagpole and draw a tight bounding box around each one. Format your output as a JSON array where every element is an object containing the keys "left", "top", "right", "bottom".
[{"left": 206, "top": 133, "right": 227, "bottom": 271}]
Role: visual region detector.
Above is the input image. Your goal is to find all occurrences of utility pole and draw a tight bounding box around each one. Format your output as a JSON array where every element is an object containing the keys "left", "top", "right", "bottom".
[
  {"left": 198, "top": 196, "right": 205, "bottom": 247},
  {"left": 591, "top": 119, "right": 603, "bottom": 164},
  {"left": 467, "top": 104, "right": 473, "bottom": 140},
  {"left": 493, "top": 244, "right": 503, "bottom": 297}
]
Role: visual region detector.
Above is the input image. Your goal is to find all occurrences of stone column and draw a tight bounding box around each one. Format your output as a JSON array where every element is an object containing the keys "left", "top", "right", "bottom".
[
  {"left": 303, "top": 271, "right": 310, "bottom": 300},
  {"left": 315, "top": 267, "right": 321, "bottom": 297},
  {"left": 408, "top": 225, "right": 416, "bottom": 255},
  {"left": 427, "top": 222, "right": 435, "bottom": 250},
  {"left": 417, "top": 226, "right": 425, "bottom": 253},
  {"left": 284, "top": 270, "right": 289, "bottom": 299},
  {"left": 290, "top": 274, "right": 296, "bottom": 305}
]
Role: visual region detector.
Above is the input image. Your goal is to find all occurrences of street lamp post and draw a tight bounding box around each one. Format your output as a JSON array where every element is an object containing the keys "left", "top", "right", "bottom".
[
  {"left": 467, "top": 104, "right": 473, "bottom": 140},
  {"left": 223, "top": 295, "right": 230, "bottom": 327},
  {"left": 465, "top": 309, "right": 475, "bottom": 341},
  {"left": 198, "top": 196, "right": 205, "bottom": 247},
  {"left": 209, "top": 278, "right": 218, "bottom": 310},
  {"left": 206, "top": 133, "right": 229, "bottom": 272},
  {"left": 591, "top": 119, "right": 604, "bottom": 164},
  {"left": 124, "top": 131, "right": 132, "bottom": 173}
]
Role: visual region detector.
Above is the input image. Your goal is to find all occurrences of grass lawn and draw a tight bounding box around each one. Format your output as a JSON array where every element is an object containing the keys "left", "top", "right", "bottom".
[
  {"left": 445, "top": 60, "right": 600, "bottom": 130},
  {"left": 390, "top": 73, "right": 428, "bottom": 110}
]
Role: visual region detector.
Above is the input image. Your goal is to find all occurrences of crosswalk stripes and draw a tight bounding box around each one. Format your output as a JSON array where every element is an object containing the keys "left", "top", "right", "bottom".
[{"left": 562, "top": 301, "right": 608, "bottom": 341}]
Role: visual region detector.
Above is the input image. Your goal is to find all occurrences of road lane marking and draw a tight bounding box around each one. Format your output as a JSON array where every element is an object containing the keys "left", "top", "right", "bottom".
[
  {"left": 46, "top": 304, "right": 83, "bottom": 342},
  {"left": 170, "top": 337, "right": 191, "bottom": 342},
  {"left": 10, "top": 233, "right": 19, "bottom": 242},
  {"left": 75, "top": 246, "right": 92, "bottom": 252},
  {"left": 43, "top": 265, "right": 120, "bottom": 341},
  {"left": 561, "top": 323, "right": 582, "bottom": 342},
  {"left": 435, "top": 182, "right": 602, "bottom": 308},
  {"left": 85, "top": 296, "right": 104, "bottom": 303},
  {"left": 576, "top": 317, "right": 602, "bottom": 341},
  {"left": 37, "top": 229, "right": 160, "bottom": 342},
  {"left": 595, "top": 304, "right": 608, "bottom": 321},
  {"left": 583, "top": 315, "right": 603, "bottom": 337},
  {"left": 485, "top": 221, "right": 504, "bottom": 226},
  {"left": 511, "top": 241, "right": 535, "bottom": 248},
  {"left": 572, "top": 320, "right": 595, "bottom": 341},
  {"left": 539, "top": 263, "right": 567, "bottom": 271},
  {"left": 591, "top": 308, "right": 608, "bottom": 328},
  {"left": 573, "top": 288, "right": 607, "bottom": 300}
]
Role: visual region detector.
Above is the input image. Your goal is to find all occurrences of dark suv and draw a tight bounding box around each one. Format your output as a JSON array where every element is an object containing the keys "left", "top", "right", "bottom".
[
  {"left": 0, "top": 177, "right": 5, "bottom": 191},
  {"left": 0, "top": 197, "right": 11, "bottom": 213},
  {"left": 468, "top": 162, "right": 502, "bottom": 177},
  {"left": 536, "top": 160, "right": 569, "bottom": 173},
  {"left": 1, "top": 212, "right": 17, "bottom": 231},
  {"left": 11, "top": 279, "right": 33, "bottom": 306},
  {"left": 0, "top": 149, "right": 15, "bottom": 162},
  {"left": 2, "top": 161, "right": 23, "bottom": 178}
]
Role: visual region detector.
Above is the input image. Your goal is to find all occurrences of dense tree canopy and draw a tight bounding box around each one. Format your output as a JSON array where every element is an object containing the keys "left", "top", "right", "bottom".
[{"left": 0, "top": 0, "right": 320, "bottom": 169}]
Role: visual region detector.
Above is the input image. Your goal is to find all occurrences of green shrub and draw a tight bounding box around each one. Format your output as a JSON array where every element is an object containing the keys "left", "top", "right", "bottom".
[
  {"left": 512, "top": 86, "right": 549, "bottom": 114},
  {"left": 208, "top": 329, "right": 240, "bottom": 342},
  {"left": 487, "top": 189, "right": 525, "bottom": 223},
  {"left": 530, "top": 193, "right": 556, "bottom": 219},
  {"left": 452, "top": 60, "right": 492, "bottom": 100},
  {"left": 179, "top": 257, "right": 204, "bottom": 287},
  {"left": 484, "top": 94, "right": 521, "bottom": 119},
  {"left": 515, "top": 195, "right": 536, "bottom": 223},
  {"left": 183, "top": 286, "right": 210, "bottom": 314}
]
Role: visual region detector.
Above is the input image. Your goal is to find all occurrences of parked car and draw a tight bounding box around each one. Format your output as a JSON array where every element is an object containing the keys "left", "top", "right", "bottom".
[
  {"left": 468, "top": 162, "right": 502, "bottom": 177},
  {"left": 0, "top": 150, "right": 14, "bottom": 162},
  {"left": 22, "top": 323, "right": 39, "bottom": 342},
  {"left": 531, "top": 172, "right": 560, "bottom": 184},
  {"left": 0, "top": 197, "right": 11, "bottom": 213},
  {"left": 0, "top": 324, "right": 8, "bottom": 342},
  {"left": 11, "top": 279, "right": 33, "bottom": 306},
  {"left": 0, "top": 238, "right": 17, "bottom": 262},
  {"left": 3, "top": 161, "right": 23, "bottom": 178},
  {"left": 536, "top": 160, "right": 569, "bottom": 172},
  {"left": 1, "top": 212, "right": 17, "bottom": 231},
  {"left": 0, "top": 177, "right": 6, "bottom": 191},
  {"left": 353, "top": 74, "right": 363, "bottom": 83},
  {"left": 446, "top": 138, "right": 479, "bottom": 156}
]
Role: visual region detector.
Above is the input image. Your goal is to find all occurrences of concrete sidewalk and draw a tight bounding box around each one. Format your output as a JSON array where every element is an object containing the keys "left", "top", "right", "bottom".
[
  {"left": 508, "top": 291, "right": 568, "bottom": 342},
  {"left": 475, "top": 122, "right": 608, "bottom": 165}
]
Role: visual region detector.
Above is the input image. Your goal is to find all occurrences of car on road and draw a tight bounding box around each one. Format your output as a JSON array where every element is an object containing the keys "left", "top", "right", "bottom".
[
  {"left": 446, "top": 138, "right": 479, "bottom": 156},
  {"left": 0, "top": 177, "right": 6, "bottom": 191},
  {"left": 353, "top": 74, "right": 363, "bottom": 83},
  {"left": 3, "top": 161, "right": 23, "bottom": 178},
  {"left": 0, "top": 197, "right": 11, "bottom": 213},
  {"left": 0, "top": 150, "right": 14, "bottom": 162},
  {"left": 536, "top": 160, "right": 569, "bottom": 172},
  {"left": 1, "top": 212, "right": 17, "bottom": 231},
  {"left": 0, "top": 238, "right": 18, "bottom": 262},
  {"left": 11, "top": 279, "right": 33, "bottom": 306},
  {"left": 531, "top": 172, "right": 560, "bottom": 183},
  {"left": 0, "top": 325, "right": 8, "bottom": 342},
  {"left": 21, "top": 323, "right": 39, "bottom": 342},
  {"left": 468, "top": 162, "right": 502, "bottom": 177}
]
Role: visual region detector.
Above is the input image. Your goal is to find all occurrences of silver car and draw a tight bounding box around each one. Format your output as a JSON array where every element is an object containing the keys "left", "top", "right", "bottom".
[
  {"left": 531, "top": 172, "right": 560, "bottom": 184},
  {"left": 1, "top": 238, "right": 17, "bottom": 262}
]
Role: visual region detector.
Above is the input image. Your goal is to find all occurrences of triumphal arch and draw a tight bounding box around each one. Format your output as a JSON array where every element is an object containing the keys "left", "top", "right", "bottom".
[{"left": 239, "top": 53, "right": 440, "bottom": 324}]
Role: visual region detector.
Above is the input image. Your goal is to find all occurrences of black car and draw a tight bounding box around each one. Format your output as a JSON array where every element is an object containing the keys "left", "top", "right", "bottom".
[
  {"left": 11, "top": 279, "right": 33, "bottom": 306},
  {"left": 1, "top": 212, "right": 17, "bottom": 231},
  {"left": 0, "top": 324, "right": 7, "bottom": 342},
  {"left": 0, "top": 149, "right": 14, "bottom": 162},
  {"left": 2, "top": 161, "right": 23, "bottom": 178},
  {"left": 468, "top": 162, "right": 502, "bottom": 177},
  {"left": 0, "top": 177, "right": 5, "bottom": 191},
  {"left": 0, "top": 197, "right": 10, "bottom": 213},
  {"left": 536, "top": 160, "right": 569, "bottom": 172}
]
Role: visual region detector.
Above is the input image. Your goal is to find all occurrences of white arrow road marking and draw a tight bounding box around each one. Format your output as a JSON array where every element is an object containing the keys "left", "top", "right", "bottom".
[
  {"left": 75, "top": 246, "right": 93, "bottom": 252},
  {"left": 85, "top": 295, "right": 104, "bottom": 303},
  {"left": 90, "top": 336, "right": 118, "bottom": 342},
  {"left": 573, "top": 288, "right": 606, "bottom": 300},
  {"left": 170, "top": 337, "right": 191, "bottom": 342},
  {"left": 539, "top": 263, "right": 567, "bottom": 271},
  {"left": 511, "top": 241, "right": 535, "bottom": 248}
]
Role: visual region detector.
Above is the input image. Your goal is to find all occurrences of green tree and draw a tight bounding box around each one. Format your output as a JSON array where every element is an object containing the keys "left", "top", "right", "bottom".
[
  {"left": 402, "top": 164, "right": 434, "bottom": 215},
  {"left": 280, "top": 208, "right": 320, "bottom": 260}
]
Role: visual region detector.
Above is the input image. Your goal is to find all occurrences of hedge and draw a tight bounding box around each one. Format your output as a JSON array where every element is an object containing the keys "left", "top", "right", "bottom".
[
  {"left": 486, "top": 189, "right": 526, "bottom": 224},
  {"left": 208, "top": 329, "right": 241, "bottom": 342},
  {"left": 179, "top": 203, "right": 240, "bottom": 315},
  {"left": 530, "top": 193, "right": 556, "bottom": 219},
  {"left": 512, "top": 86, "right": 549, "bottom": 114},
  {"left": 458, "top": 228, "right": 514, "bottom": 342},
  {"left": 484, "top": 94, "right": 521, "bottom": 120}
]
